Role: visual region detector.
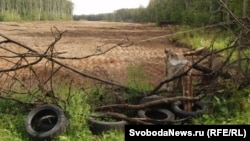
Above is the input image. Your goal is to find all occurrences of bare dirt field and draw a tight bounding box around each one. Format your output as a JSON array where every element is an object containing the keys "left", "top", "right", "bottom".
[{"left": 0, "top": 21, "right": 189, "bottom": 87}]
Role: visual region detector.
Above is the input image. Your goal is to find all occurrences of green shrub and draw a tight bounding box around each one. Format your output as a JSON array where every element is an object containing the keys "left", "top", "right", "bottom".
[
  {"left": 0, "top": 11, "right": 21, "bottom": 21},
  {"left": 194, "top": 89, "right": 250, "bottom": 124}
]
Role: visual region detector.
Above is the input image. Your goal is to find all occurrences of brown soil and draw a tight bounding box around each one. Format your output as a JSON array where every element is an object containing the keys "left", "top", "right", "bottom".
[{"left": 0, "top": 21, "right": 189, "bottom": 88}]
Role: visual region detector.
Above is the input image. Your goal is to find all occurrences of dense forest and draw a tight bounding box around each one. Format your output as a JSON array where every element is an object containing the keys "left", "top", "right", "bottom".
[
  {"left": 0, "top": 0, "right": 73, "bottom": 21},
  {"left": 74, "top": 0, "right": 250, "bottom": 26},
  {"left": 0, "top": 0, "right": 249, "bottom": 27}
]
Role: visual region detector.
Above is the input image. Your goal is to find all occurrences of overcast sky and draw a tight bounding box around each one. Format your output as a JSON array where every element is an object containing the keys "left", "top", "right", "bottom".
[{"left": 71, "top": 0, "right": 150, "bottom": 15}]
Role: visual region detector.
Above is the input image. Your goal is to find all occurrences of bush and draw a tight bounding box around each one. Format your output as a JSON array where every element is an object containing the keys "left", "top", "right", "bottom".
[
  {"left": 0, "top": 11, "right": 21, "bottom": 21},
  {"left": 194, "top": 89, "right": 250, "bottom": 124}
]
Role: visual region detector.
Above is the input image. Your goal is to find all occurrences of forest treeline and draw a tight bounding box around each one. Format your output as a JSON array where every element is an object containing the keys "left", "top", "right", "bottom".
[
  {"left": 0, "top": 0, "right": 249, "bottom": 27},
  {"left": 0, "top": 0, "right": 73, "bottom": 21},
  {"left": 74, "top": 0, "right": 250, "bottom": 26}
]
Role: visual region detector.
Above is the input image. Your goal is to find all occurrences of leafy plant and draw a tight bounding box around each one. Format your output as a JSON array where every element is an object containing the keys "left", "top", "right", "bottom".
[{"left": 194, "top": 89, "right": 250, "bottom": 124}]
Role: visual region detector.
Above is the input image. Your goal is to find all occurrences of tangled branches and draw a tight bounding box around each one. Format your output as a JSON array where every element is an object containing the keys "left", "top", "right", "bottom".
[
  {"left": 0, "top": 5, "right": 249, "bottom": 125},
  {"left": 0, "top": 26, "right": 134, "bottom": 106}
]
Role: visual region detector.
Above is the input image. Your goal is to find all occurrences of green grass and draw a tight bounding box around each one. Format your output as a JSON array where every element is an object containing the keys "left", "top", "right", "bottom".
[
  {"left": 171, "top": 26, "right": 250, "bottom": 125},
  {"left": 126, "top": 63, "right": 154, "bottom": 94},
  {"left": 194, "top": 88, "right": 250, "bottom": 124},
  {"left": 2, "top": 86, "right": 248, "bottom": 141},
  {"left": 0, "top": 100, "right": 30, "bottom": 140},
  {"left": 171, "top": 27, "right": 236, "bottom": 50},
  {"left": 0, "top": 63, "right": 153, "bottom": 141},
  {"left": 1, "top": 86, "right": 250, "bottom": 140},
  {"left": 0, "top": 89, "right": 124, "bottom": 141}
]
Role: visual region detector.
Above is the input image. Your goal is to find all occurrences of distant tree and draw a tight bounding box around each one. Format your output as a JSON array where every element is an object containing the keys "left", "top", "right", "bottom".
[{"left": 0, "top": 0, "right": 73, "bottom": 21}]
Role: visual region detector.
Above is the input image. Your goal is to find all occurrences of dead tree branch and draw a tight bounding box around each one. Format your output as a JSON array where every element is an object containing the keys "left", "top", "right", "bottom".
[
  {"left": 93, "top": 94, "right": 204, "bottom": 111},
  {"left": 219, "top": 0, "right": 249, "bottom": 30},
  {"left": 148, "top": 38, "right": 238, "bottom": 96}
]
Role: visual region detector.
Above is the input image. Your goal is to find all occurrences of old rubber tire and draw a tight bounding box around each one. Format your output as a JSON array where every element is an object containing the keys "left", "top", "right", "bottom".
[
  {"left": 87, "top": 113, "right": 128, "bottom": 135},
  {"left": 139, "top": 95, "right": 171, "bottom": 109},
  {"left": 25, "top": 104, "right": 69, "bottom": 141},
  {"left": 139, "top": 95, "right": 163, "bottom": 104},
  {"left": 137, "top": 108, "right": 175, "bottom": 124},
  {"left": 170, "top": 101, "right": 206, "bottom": 118}
]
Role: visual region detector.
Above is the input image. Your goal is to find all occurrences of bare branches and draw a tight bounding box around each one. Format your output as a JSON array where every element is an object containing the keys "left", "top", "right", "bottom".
[
  {"left": 0, "top": 8, "right": 249, "bottom": 125},
  {"left": 104, "top": 112, "right": 191, "bottom": 125},
  {"left": 0, "top": 33, "right": 39, "bottom": 53},
  {"left": 0, "top": 26, "right": 136, "bottom": 106},
  {"left": 94, "top": 94, "right": 204, "bottom": 111},
  {"left": 219, "top": 0, "right": 249, "bottom": 31}
]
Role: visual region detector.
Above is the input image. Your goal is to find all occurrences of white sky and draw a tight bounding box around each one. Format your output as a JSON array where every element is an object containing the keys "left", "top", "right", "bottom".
[{"left": 71, "top": 0, "right": 150, "bottom": 15}]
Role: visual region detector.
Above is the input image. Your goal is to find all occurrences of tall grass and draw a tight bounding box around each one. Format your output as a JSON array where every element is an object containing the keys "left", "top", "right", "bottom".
[
  {"left": 0, "top": 63, "right": 153, "bottom": 141},
  {"left": 172, "top": 26, "right": 250, "bottom": 125},
  {"left": 126, "top": 63, "right": 154, "bottom": 93},
  {"left": 0, "top": 86, "right": 124, "bottom": 141},
  {"left": 171, "top": 27, "right": 235, "bottom": 50},
  {"left": 194, "top": 88, "right": 250, "bottom": 124},
  {"left": 0, "top": 100, "right": 30, "bottom": 140}
]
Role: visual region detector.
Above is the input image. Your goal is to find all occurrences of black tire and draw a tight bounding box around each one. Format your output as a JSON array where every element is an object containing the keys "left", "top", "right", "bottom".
[
  {"left": 137, "top": 108, "right": 175, "bottom": 124},
  {"left": 87, "top": 113, "right": 128, "bottom": 135},
  {"left": 170, "top": 101, "right": 207, "bottom": 118},
  {"left": 25, "top": 104, "right": 69, "bottom": 141},
  {"left": 139, "top": 95, "right": 163, "bottom": 104},
  {"left": 139, "top": 95, "right": 172, "bottom": 109}
]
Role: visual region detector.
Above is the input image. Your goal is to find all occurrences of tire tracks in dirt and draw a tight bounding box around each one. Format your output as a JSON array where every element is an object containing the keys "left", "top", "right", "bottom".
[
  {"left": 0, "top": 21, "right": 188, "bottom": 87},
  {"left": 75, "top": 45, "right": 167, "bottom": 86}
]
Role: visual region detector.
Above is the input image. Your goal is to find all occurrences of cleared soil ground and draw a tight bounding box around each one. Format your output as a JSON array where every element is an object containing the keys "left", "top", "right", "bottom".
[{"left": 0, "top": 21, "right": 189, "bottom": 87}]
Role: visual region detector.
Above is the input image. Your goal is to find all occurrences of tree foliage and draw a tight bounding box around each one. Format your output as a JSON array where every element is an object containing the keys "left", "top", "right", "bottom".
[
  {"left": 0, "top": 0, "right": 73, "bottom": 21},
  {"left": 74, "top": 0, "right": 250, "bottom": 26}
]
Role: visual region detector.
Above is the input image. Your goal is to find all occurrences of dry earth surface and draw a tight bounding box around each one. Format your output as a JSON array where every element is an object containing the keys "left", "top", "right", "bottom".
[{"left": 0, "top": 21, "right": 189, "bottom": 88}]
